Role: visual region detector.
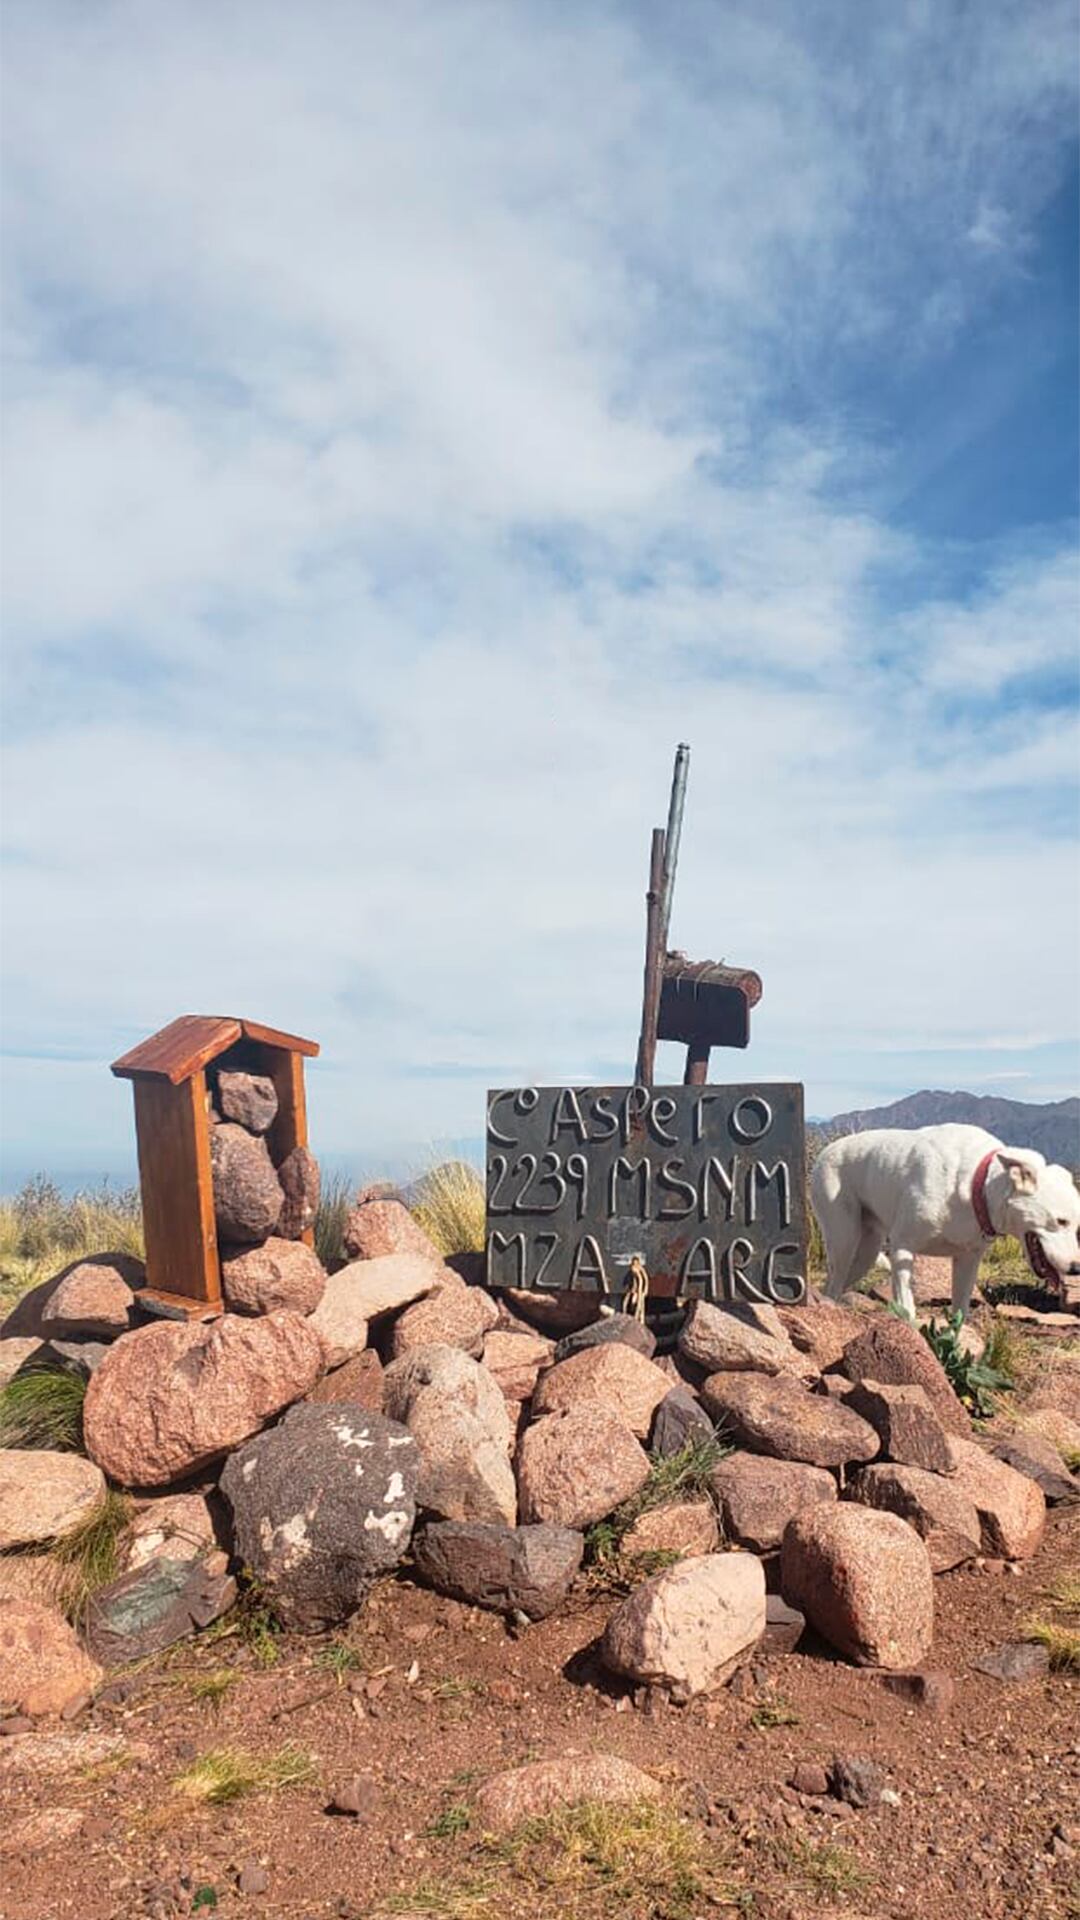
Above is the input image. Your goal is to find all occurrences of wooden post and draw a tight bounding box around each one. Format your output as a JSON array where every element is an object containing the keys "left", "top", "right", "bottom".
[
  {"left": 683, "top": 1038, "right": 711, "bottom": 1086},
  {"left": 635, "top": 827, "right": 666, "bottom": 1087}
]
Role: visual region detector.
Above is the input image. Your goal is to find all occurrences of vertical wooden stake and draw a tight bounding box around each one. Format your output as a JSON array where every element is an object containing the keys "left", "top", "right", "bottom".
[
  {"left": 684, "top": 1038, "right": 711, "bottom": 1086},
  {"left": 635, "top": 827, "right": 666, "bottom": 1088}
]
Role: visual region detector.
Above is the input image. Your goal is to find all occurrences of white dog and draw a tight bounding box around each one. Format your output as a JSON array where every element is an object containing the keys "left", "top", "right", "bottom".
[{"left": 811, "top": 1123, "right": 1080, "bottom": 1320}]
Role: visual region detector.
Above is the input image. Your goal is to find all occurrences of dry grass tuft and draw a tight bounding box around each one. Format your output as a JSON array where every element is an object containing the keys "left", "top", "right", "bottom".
[
  {"left": 49, "top": 1488, "right": 133, "bottom": 1619},
  {"left": 1025, "top": 1564, "right": 1080, "bottom": 1670},
  {"left": 172, "top": 1743, "right": 316, "bottom": 1806},
  {"left": 0, "top": 1366, "right": 87, "bottom": 1450},
  {"left": 409, "top": 1161, "right": 486, "bottom": 1258},
  {"left": 0, "top": 1176, "right": 143, "bottom": 1318},
  {"left": 383, "top": 1796, "right": 730, "bottom": 1919}
]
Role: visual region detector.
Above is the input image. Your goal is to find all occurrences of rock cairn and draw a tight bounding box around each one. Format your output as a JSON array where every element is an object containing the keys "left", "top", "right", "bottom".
[{"left": 1, "top": 1196, "right": 1073, "bottom": 1717}]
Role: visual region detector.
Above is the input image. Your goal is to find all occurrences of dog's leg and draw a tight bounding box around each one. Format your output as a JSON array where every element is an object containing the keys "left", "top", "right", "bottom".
[
  {"left": 847, "top": 1222, "right": 886, "bottom": 1294},
  {"left": 819, "top": 1209, "right": 864, "bottom": 1300},
  {"left": 889, "top": 1247, "right": 917, "bottom": 1321},
  {"left": 951, "top": 1252, "right": 980, "bottom": 1322}
]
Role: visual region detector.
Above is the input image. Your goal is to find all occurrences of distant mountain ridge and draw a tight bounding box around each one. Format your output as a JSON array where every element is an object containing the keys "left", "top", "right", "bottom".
[{"left": 820, "top": 1090, "right": 1080, "bottom": 1168}]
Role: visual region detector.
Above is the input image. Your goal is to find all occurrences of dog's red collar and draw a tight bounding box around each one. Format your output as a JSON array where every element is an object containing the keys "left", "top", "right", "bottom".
[{"left": 971, "top": 1151, "right": 999, "bottom": 1239}]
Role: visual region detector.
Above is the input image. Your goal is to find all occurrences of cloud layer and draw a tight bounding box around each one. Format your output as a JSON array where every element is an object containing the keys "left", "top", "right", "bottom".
[{"left": 2, "top": 0, "right": 1077, "bottom": 1173}]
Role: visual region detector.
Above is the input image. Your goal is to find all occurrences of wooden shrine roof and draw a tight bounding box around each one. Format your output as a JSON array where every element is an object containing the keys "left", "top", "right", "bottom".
[{"left": 111, "top": 1015, "right": 319, "bottom": 1084}]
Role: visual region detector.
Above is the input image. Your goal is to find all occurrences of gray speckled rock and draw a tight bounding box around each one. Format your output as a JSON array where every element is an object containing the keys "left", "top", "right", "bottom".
[{"left": 221, "top": 1405, "right": 419, "bottom": 1629}]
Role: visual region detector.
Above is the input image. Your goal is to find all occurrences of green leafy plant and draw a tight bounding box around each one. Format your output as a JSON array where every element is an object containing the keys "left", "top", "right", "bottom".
[
  {"left": 919, "top": 1310, "right": 1013, "bottom": 1417},
  {"left": 0, "top": 1366, "right": 87, "bottom": 1450}
]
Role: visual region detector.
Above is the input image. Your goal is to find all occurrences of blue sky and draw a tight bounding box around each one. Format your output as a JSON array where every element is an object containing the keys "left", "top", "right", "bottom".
[{"left": 1, "top": 0, "right": 1078, "bottom": 1184}]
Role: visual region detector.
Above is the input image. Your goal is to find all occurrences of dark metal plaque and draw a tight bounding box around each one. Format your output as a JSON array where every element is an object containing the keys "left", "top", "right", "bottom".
[{"left": 486, "top": 1083, "right": 805, "bottom": 1307}]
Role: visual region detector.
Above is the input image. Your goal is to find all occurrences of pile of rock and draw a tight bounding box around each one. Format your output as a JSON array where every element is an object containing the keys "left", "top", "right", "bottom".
[
  {"left": 207, "top": 1068, "right": 323, "bottom": 1312},
  {"left": 1, "top": 1204, "right": 1077, "bottom": 1719}
]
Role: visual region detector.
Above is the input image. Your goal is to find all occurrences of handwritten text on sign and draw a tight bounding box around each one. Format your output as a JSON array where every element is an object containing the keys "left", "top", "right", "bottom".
[{"left": 486, "top": 1083, "right": 806, "bottom": 1305}]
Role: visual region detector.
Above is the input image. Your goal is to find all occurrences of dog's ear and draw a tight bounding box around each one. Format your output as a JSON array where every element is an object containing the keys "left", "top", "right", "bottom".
[{"left": 999, "top": 1153, "right": 1039, "bottom": 1195}]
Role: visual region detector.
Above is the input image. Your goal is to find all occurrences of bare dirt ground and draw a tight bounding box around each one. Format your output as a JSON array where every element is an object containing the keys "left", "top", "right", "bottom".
[{"left": 2, "top": 1504, "right": 1077, "bottom": 1920}]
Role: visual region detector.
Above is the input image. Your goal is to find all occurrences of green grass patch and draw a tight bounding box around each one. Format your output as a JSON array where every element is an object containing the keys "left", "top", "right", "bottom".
[
  {"left": 314, "top": 1638, "right": 363, "bottom": 1683},
  {"left": 749, "top": 1697, "right": 800, "bottom": 1730},
  {"left": 184, "top": 1668, "right": 243, "bottom": 1709},
  {"left": 427, "top": 1804, "right": 472, "bottom": 1840},
  {"left": 778, "top": 1836, "right": 873, "bottom": 1898},
  {"left": 0, "top": 1366, "right": 88, "bottom": 1450},
  {"left": 172, "top": 1743, "right": 316, "bottom": 1806}
]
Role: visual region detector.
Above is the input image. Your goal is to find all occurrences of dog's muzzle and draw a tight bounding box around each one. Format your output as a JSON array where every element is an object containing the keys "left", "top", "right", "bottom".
[{"left": 1024, "top": 1232, "right": 1069, "bottom": 1286}]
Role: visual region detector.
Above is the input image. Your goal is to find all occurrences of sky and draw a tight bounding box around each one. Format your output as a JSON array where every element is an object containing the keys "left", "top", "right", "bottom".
[{"left": 1, "top": 0, "right": 1078, "bottom": 1185}]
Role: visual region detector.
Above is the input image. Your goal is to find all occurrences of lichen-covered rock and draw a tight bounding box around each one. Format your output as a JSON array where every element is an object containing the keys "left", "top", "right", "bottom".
[
  {"left": 709, "top": 1452, "right": 837, "bottom": 1555},
  {"left": 475, "top": 1754, "right": 663, "bottom": 1832},
  {"left": 781, "top": 1505, "right": 934, "bottom": 1668},
  {"left": 601, "top": 1552, "right": 766, "bottom": 1698},
  {"left": 531, "top": 1343, "right": 671, "bottom": 1438},
  {"left": 847, "top": 1462, "right": 982, "bottom": 1572},
  {"left": 516, "top": 1403, "right": 650, "bottom": 1530},
  {"left": 701, "top": 1372, "right": 879, "bottom": 1468},
  {"left": 412, "top": 1520, "right": 583, "bottom": 1618},
  {"left": 221, "top": 1237, "right": 326, "bottom": 1316},
  {"left": 209, "top": 1124, "right": 284, "bottom": 1244},
  {"left": 221, "top": 1405, "right": 419, "bottom": 1629},
  {"left": 383, "top": 1345, "right": 516, "bottom": 1526},
  {"left": 944, "top": 1437, "right": 1046, "bottom": 1560},
  {"left": 275, "top": 1146, "right": 321, "bottom": 1240},
  {"left": 0, "top": 1599, "right": 102, "bottom": 1715},
  {"left": 83, "top": 1311, "right": 324, "bottom": 1487},
  {"left": 0, "top": 1450, "right": 106, "bottom": 1551},
  {"left": 215, "top": 1069, "right": 279, "bottom": 1133}
]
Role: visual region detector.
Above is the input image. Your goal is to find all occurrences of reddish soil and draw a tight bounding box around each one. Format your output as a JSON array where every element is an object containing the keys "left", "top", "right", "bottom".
[{"left": 1, "top": 1506, "right": 1077, "bottom": 1920}]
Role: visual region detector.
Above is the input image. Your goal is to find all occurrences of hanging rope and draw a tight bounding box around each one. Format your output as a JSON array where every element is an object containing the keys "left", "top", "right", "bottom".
[{"left": 624, "top": 1254, "right": 650, "bottom": 1324}]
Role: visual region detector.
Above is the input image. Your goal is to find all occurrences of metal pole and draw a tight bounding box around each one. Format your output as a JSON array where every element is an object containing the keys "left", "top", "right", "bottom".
[
  {"left": 635, "top": 827, "right": 666, "bottom": 1087},
  {"left": 659, "top": 743, "right": 690, "bottom": 952}
]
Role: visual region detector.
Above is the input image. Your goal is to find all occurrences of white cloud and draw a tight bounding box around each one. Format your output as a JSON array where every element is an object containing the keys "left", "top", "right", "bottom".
[{"left": 1, "top": 0, "right": 1077, "bottom": 1166}]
